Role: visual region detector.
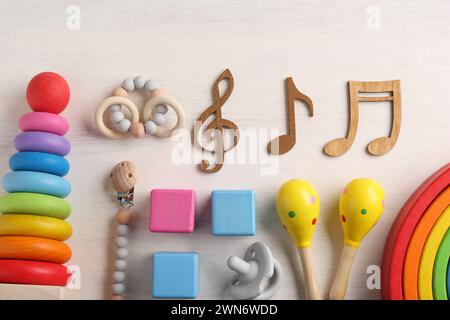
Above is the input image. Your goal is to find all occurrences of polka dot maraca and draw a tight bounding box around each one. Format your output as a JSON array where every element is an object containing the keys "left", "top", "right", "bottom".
[
  {"left": 0, "top": 72, "right": 73, "bottom": 287},
  {"left": 329, "top": 178, "right": 384, "bottom": 299},
  {"left": 276, "top": 179, "right": 322, "bottom": 300}
]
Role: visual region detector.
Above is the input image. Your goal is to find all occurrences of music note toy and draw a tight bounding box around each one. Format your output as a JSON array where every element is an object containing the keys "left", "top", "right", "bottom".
[
  {"left": 324, "top": 80, "right": 401, "bottom": 157},
  {"left": 330, "top": 178, "right": 384, "bottom": 300},
  {"left": 195, "top": 69, "right": 239, "bottom": 173},
  {"left": 276, "top": 179, "right": 322, "bottom": 300},
  {"left": 267, "top": 77, "right": 314, "bottom": 155}
]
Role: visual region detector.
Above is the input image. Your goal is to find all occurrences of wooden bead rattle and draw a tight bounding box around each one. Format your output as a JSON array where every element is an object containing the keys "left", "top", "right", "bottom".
[
  {"left": 96, "top": 76, "right": 185, "bottom": 139},
  {"left": 329, "top": 178, "right": 384, "bottom": 300},
  {"left": 226, "top": 242, "right": 282, "bottom": 300},
  {"left": 276, "top": 179, "right": 321, "bottom": 300},
  {"left": 109, "top": 161, "right": 137, "bottom": 300}
]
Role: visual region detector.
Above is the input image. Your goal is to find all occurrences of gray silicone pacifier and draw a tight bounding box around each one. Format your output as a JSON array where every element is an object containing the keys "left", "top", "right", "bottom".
[{"left": 226, "top": 242, "right": 282, "bottom": 300}]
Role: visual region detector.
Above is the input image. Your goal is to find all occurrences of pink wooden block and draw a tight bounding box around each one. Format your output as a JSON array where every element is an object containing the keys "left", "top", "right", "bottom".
[{"left": 149, "top": 189, "right": 196, "bottom": 233}]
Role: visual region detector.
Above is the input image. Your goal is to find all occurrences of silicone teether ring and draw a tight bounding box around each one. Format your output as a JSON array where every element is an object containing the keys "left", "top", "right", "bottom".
[
  {"left": 96, "top": 96, "right": 140, "bottom": 139},
  {"left": 142, "top": 95, "right": 185, "bottom": 138}
]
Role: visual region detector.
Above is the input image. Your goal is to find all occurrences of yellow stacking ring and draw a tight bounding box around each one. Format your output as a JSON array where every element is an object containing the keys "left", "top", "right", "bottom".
[
  {"left": 0, "top": 192, "right": 71, "bottom": 219},
  {"left": 0, "top": 214, "right": 72, "bottom": 241}
]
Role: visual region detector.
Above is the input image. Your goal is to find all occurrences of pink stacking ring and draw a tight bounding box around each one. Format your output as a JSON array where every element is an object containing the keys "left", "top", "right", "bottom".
[
  {"left": 19, "top": 112, "right": 69, "bottom": 136},
  {"left": 14, "top": 131, "right": 71, "bottom": 156}
]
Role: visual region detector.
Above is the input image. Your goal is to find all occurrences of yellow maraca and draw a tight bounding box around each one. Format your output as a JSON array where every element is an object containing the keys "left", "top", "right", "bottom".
[
  {"left": 276, "top": 179, "right": 321, "bottom": 299},
  {"left": 330, "top": 178, "right": 384, "bottom": 299}
]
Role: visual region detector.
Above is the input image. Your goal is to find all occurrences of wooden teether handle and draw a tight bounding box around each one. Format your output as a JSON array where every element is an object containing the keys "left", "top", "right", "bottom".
[
  {"left": 297, "top": 247, "right": 322, "bottom": 300},
  {"left": 329, "top": 244, "right": 357, "bottom": 300}
]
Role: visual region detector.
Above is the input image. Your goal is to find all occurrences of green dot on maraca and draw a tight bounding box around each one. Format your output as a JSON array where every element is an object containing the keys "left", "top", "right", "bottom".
[
  {"left": 361, "top": 208, "right": 367, "bottom": 215},
  {"left": 288, "top": 211, "right": 296, "bottom": 218}
]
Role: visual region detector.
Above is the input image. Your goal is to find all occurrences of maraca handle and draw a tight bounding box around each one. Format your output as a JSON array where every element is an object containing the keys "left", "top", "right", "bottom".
[
  {"left": 297, "top": 247, "right": 322, "bottom": 300},
  {"left": 329, "top": 244, "right": 357, "bottom": 300}
]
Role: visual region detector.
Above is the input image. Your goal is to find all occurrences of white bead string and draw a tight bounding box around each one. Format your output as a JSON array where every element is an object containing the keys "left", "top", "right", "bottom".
[
  {"left": 108, "top": 76, "right": 169, "bottom": 136},
  {"left": 112, "top": 222, "right": 129, "bottom": 297}
]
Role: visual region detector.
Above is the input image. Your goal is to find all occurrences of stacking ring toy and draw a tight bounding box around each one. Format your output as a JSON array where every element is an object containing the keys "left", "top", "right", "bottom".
[
  {"left": 0, "top": 214, "right": 72, "bottom": 241},
  {"left": 95, "top": 96, "right": 140, "bottom": 139},
  {"left": 0, "top": 192, "right": 71, "bottom": 219},
  {"left": 19, "top": 112, "right": 69, "bottom": 136},
  {"left": 0, "top": 236, "right": 72, "bottom": 264},
  {"left": 447, "top": 263, "right": 450, "bottom": 298},
  {"left": 142, "top": 95, "right": 185, "bottom": 138},
  {"left": 14, "top": 131, "right": 71, "bottom": 156},
  {"left": 3, "top": 171, "right": 71, "bottom": 198},
  {"left": 0, "top": 260, "right": 70, "bottom": 286},
  {"left": 433, "top": 229, "right": 450, "bottom": 299},
  {"left": 418, "top": 206, "right": 450, "bottom": 299},
  {"left": 9, "top": 151, "right": 70, "bottom": 177},
  {"left": 381, "top": 163, "right": 450, "bottom": 300},
  {"left": 403, "top": 187, "right": 450, "bottom": 299}
]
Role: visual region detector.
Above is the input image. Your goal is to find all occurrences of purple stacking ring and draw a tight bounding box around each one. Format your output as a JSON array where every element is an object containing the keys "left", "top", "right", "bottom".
[{"left": 14, "top": 131, "right": 71, "bottom": 156}]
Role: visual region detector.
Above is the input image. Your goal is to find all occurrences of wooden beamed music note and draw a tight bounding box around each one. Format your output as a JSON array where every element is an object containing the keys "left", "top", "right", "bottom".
[
  {"left": 195, "top": 69, "right": 239, "bottom": 173},
  {"left": 267, "top": 77, "right": 314, "bottom": 155},
  {"left": 324, "top": 80, "right": 402, "bottom": 157}
]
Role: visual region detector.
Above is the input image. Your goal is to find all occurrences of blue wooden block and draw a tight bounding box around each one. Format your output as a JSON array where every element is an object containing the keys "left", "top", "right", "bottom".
[
  {"left": 212, "top": 190, "right": 256, "bottom": 236},
  {"left": 152, "top": 252, "right": 199, "bottom": 299}
]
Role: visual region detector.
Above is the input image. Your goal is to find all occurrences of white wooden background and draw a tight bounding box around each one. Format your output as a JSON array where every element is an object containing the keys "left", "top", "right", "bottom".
[{"left": 0, "top": 0, "right": 449, "bottom": 300}]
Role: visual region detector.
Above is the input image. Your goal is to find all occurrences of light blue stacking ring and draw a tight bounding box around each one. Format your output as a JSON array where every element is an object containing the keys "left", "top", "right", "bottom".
[
  {"left": 9, "top": 152, "right": 70, "bottom": 177},
  {"left": 2, "top": 171, "right": 71, "bottom": 198}
]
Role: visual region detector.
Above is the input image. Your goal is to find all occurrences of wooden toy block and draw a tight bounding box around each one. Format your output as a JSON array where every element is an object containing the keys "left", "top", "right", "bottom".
[
  {"left": 149, "top": 189, "right": 196, "bottom": 233},
  {"left": 212, "top": 190, "right": 256, "bottom": 236},
  {"left": 0, "top": 283, "right": 79, "bottom": 300},
  {"left": 381, "top": 163, "right": 450, "bottom": 300},
  {"left": 152, "top": 252, "right": 199, "bottom": 299}
]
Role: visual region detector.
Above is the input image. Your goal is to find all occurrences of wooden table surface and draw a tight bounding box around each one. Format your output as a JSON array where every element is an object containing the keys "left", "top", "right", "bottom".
[{"left": 0, "top": 0, "right": 449, "bottom": 299}]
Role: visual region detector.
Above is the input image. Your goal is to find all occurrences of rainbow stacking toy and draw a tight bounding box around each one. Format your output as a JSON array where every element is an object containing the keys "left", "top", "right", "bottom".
[
  {"left": 382, "top": 163, "right": 450, "bottom": 300},
  {"left": 0, "top": 72, "right": 73, "bottom": 290}
]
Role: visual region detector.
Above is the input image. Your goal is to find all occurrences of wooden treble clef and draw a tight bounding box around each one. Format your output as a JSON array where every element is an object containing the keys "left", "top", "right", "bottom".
[{"left": 196, "top": 69, "right": 239, "bottom": 173}]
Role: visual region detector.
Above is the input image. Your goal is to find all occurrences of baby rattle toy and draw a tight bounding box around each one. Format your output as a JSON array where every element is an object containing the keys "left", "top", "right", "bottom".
[
  {"left": 329, "top": 178, "right": 384, "bottom": 299},
  {"left": 276, "top": 179, "right": 321, "bottom": 300},
  {"left": 109, "top": 160, "right": 137, "bottom": 299},
  {"left": 95, "top": 76, "right": 185, "bottom": 139},
  {"left": 226, "top": 242, "right": 282, "bottom": 300}
]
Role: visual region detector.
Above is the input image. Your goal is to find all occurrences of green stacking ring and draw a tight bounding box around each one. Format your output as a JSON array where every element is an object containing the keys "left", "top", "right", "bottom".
[{"left": 0, "top": 192, "right": 71, "bottom": 219}]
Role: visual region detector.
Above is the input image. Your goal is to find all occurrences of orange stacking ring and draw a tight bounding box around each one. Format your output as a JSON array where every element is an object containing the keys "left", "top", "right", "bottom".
[{"left": 0, "top": 236, "right": 71, "bottom": 264}]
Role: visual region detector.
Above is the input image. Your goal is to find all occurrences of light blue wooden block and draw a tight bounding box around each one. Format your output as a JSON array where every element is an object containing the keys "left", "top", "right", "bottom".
[
  {"left": 212, "top": 190, "right": 256, "bottom": 236},
  {"left": 152, "top": 252, "right": 199, "bottom": 299}
]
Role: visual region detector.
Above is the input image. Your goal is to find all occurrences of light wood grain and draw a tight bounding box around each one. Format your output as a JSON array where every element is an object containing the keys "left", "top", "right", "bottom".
[
  {"left": 267, "top": 77, "right": 314, "bottom": 155},
  {"left": 0, "top": 0, "right": 448, "bottom": 300},
  {"left": 329, "top": 245, "right": 357, "bottom": 300},
  {"left": 324, "top": 80, "right": 401, "bottom": 157},
  {"left": 297, "top": 247, "right": 322, "bottom": 300},
  {"left": 0, "top": 284, "right": 79, "bottom": 300}
]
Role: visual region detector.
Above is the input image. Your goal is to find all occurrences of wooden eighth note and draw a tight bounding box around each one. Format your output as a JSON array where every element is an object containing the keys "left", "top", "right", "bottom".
[
  {"left": 324, "top": 80, "right": 401, "bottom": 157},
  {"left": 267, "top": 77, "right": 314, "bottom": 155},
  {"left": 195, "top": 69, "right": 239, "bottom": 173}
]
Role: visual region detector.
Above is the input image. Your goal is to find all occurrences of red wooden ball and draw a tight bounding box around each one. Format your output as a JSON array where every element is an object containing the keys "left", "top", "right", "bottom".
[{"left": 26, "top": 72, "right": 70, "bottom": 114}]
